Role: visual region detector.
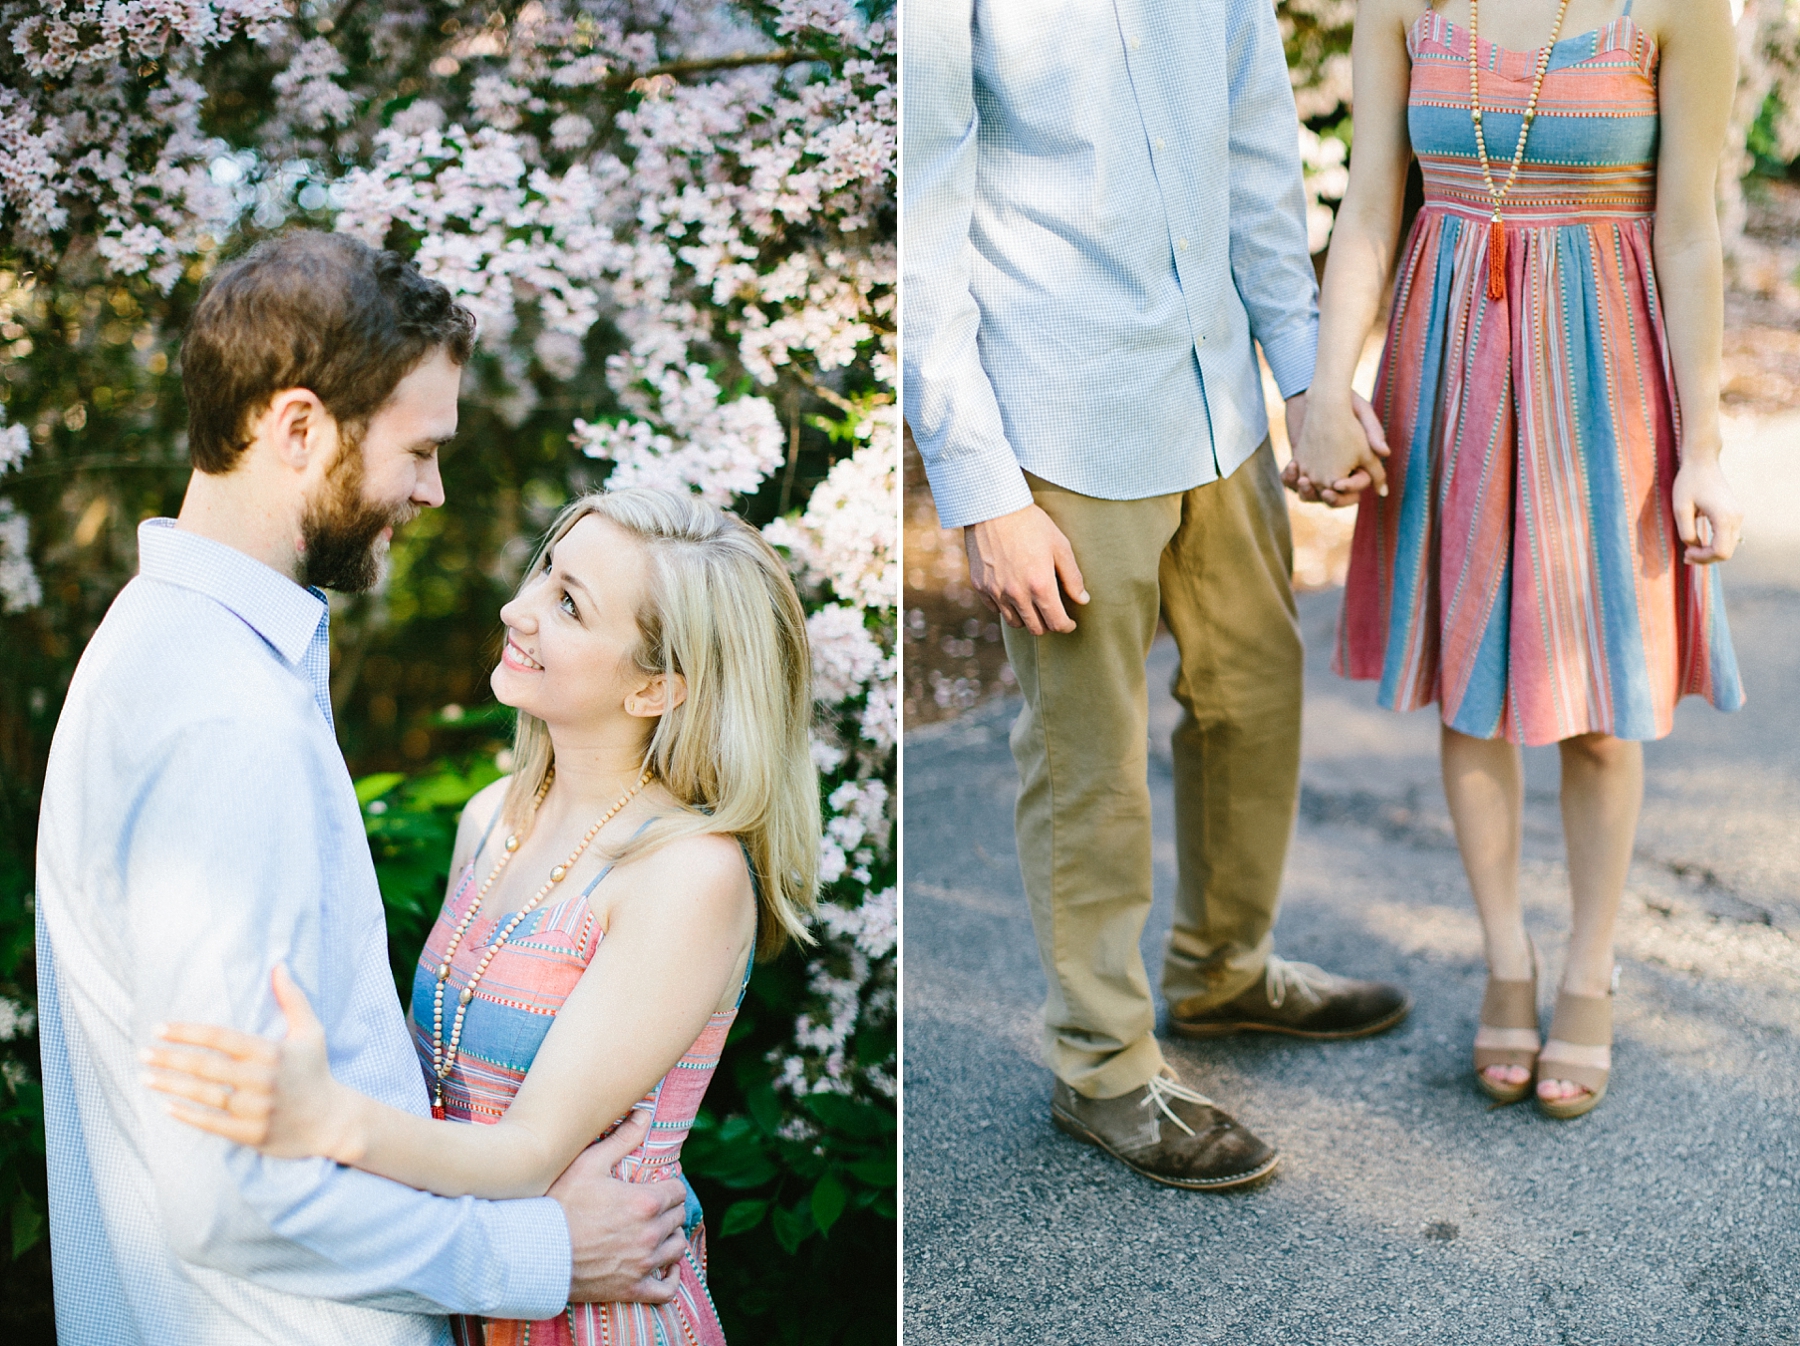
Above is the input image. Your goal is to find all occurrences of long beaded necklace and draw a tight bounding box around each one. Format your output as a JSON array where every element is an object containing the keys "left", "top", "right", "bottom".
[
  {"left": 429, "top": 766, "right": 653, "bottom": 1118},
  {"left": 1468, "top": 0, "right": 1571, "bottom": 300}
]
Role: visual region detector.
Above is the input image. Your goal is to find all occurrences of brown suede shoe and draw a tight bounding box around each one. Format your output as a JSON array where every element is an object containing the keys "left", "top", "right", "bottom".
[
  {"left": 1168, "top": 956, "right": 1412, "bottom": 1041},
  {"left": 1050, "top": 1070, "right": 1279, "bottom": 1191}
]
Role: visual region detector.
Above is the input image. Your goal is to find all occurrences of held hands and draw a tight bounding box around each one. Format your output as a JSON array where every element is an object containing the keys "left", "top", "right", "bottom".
[
  {"left": 142, "top": 963, "right": 357, "bottom": 1163},
  {"left": 964, "top": 503, "right": 1089, "bottom": 634},
  {"left": 1672, "top": 454, "right": 1743, "bottom": 565},
  {"left": 1282, "top": 390, "right": 1392, "bottom": 507}
]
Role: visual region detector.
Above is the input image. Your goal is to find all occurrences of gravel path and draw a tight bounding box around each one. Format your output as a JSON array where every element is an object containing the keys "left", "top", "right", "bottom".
[{"left": 901, "top": 417, "right": 1800, "bottom": 1344}]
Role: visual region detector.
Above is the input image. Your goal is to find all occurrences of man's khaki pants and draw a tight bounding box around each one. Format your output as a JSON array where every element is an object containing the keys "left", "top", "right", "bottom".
[{"left": 1002, "top": 441, "right": 1303, "bottom": 1100}]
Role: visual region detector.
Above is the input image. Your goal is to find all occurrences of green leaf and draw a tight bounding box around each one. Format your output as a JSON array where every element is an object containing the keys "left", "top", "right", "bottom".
[
  {"left": 847, "top": 1152, "right": 895, "bottom": 1187},
  {"left": 405, "top": 771, "right": 486, "bottom": 810},
  {"left": 683, "top": 1119, "right": 778, "bottom": 1189},
  {"left": 719, "top": 1199, "right": 769, "bottom": 1237},
  {"left": 810, "top": 1172, "right": 846, "bottom": 1237},
  {"left": 770, "top": 1201, "right": 813, "bottom": 1255},
  {"left": 803, "top": 1092, "right": 892, "bottom": 1138},
  {"left": 355, "top": 773, "right": 407, "bottom": 805},
  {"left": 747, "top": 1082, "right": 784, "bottom": 1135},
  {"left": 780, "top": 1145, "right": 828, "bottom": 1182},
  {"left": 11, "top": 1191, "right": 43, "bottom": 1258}
]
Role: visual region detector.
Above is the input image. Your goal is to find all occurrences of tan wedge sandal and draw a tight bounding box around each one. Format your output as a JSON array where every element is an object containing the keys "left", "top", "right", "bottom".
[
  {"left": 1536, "top": 989, "right": 1612, "bottom": 1120},
  {"left": 1473, "top": 949, "right": 1540, "bottom": 1105}
]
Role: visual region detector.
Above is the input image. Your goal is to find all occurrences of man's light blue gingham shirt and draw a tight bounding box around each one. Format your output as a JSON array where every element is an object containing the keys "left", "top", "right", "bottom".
[
  {"left": 36, "top": 519, "right": 571, "bottom": 1345},
  {"left": 902, "top": 0, "right": 1321, "bottom": 529}
]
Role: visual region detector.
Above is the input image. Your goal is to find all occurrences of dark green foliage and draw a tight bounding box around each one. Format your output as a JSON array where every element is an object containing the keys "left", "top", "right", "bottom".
[
  {"left": 0, "top": 771, "right": 51, "bottom": 1343},
  {"left": 682, "top": 986, "right": 898, "bottom": 1343}
]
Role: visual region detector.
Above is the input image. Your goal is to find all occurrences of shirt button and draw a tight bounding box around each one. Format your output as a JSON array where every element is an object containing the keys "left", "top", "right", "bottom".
[
  {"left": 1177, "top": 238, "right": 1189, "bottom": 251},
  {"left": 1129, "top": 35, "right": 1142, "bottom": 49},
  {"left": 1155, "top": 137, "right": 1166, "bottom": 151}
]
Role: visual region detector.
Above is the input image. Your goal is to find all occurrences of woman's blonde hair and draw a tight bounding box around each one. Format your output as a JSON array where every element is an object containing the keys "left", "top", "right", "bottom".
[{"left": 499, "top": 487, "right": 819, "bottom": 958}]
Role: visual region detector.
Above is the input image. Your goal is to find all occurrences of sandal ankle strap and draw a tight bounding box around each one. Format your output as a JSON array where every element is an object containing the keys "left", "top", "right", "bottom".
[
  {"left": 1479, "top": 977, "right": 1538, "bottom": 1030},
  {"left": 1546, "top": 990, "right": 1612, "bottom": 1047}
]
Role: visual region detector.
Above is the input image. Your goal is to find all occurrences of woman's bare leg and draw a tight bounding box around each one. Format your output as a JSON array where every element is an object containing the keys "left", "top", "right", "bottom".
[
  {"left": 1539, "top": 732, "right": 1642, "bottom": 1102},
  {"left": 1441, "top": 725, "right": 1535, "bottom": 1088}
]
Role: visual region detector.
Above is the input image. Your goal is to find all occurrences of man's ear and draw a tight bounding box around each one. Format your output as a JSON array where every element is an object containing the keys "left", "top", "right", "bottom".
[
  {"left": 261, "top": 388, "right": 333, "bottom": 472},
  {"left": 623, "top": 671, "right": 688, "bottom": 720}
]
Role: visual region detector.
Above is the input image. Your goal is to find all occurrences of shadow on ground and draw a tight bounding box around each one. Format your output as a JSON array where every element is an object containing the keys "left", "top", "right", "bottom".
[{"left": 903, "top": 536, "right": 1800, "bottom": 1344}]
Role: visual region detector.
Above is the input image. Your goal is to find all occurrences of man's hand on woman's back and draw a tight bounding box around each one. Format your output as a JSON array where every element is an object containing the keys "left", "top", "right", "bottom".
[{"left": 550, "top": 1116, "right": 689, "bottom": 1304}]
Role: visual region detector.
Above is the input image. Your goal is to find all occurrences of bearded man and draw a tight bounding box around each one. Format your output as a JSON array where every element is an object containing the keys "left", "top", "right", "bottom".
[{"left": 36, "top": 231, "right": 689, "bottom": 1344}]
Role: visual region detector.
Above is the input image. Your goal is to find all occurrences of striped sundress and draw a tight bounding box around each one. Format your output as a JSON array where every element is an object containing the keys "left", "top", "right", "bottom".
[
  {"left": 1335, "top": 4, "right": 1743, "bottom": 745},
  {"left": 411, "top": 817, "right": 739, "bottom": 1346}
]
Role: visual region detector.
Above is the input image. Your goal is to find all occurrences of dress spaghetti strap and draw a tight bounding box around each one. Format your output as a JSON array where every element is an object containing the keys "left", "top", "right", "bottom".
[
  {"left": 579, "top": 817, "right": 658, "bottom": 896},
  {"left": 470, "top": 798, "right": 506, "bottom": 864}
]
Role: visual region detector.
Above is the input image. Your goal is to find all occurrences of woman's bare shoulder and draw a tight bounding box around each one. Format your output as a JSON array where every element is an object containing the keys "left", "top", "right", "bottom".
[
  {"left": 641, "top": 830, "right": 752, "bottom": 897},
  {"left": 1365, "top": 0, "right": 1434, "bottom": 33},
  {"left": 1348, "top": 0, "right": 1430, "bottom": 61},
  {"left": 606, "top": 829, "right": 754, "bottom": 931},
  {"left": 1631, "top": 0, "right": 1733, "bottom": 51}
]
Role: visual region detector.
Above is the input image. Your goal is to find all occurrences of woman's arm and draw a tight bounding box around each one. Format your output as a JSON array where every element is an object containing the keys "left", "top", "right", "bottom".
[
  {"left": 145, "top": 832, "right": 755, "bottom": 1201},
  {"left": 1647, "top": 0, "right": 1744, "bottom": 565},
  {"left": 1290, "top": 0, "right": 1417, "bottom": 504}
]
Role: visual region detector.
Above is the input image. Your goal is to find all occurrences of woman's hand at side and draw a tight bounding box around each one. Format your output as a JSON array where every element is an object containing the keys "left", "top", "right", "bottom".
[
  {"left": 1673, "top": 451, "right": 1743, "bottom": 564},
  {"left": 142, "top": 963, "right": 365, "bottom": 1164}
]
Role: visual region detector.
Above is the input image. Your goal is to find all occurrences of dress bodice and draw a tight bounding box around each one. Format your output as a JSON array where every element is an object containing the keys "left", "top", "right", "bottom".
[
  {"left": 1406, "top": 10, "right": 1660, "bottom": 225},
  {"left": 408, "top": 857, "right": 741, "bottom": 1187}
]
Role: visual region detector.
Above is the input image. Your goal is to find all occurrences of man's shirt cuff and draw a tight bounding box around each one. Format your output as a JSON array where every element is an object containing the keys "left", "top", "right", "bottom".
[
  {"left": 1259, "top": 322, "right": 1320, "bottom": 402},
  {"left": 483, "top": 1196, "right": 572, "bottom": 1321},
  {"left": 922, "top": 448, "right": 1036, "bottom": 531}
]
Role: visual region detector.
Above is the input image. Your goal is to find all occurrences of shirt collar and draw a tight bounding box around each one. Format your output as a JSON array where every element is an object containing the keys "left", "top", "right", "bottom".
[{"left": 136, "top": 519, "right": 328, "bottom": 666}]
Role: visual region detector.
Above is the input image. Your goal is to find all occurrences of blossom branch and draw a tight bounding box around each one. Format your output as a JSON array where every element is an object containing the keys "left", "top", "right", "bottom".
[{"left": 604, "top": 49, "right": 805, "bottom": 89}]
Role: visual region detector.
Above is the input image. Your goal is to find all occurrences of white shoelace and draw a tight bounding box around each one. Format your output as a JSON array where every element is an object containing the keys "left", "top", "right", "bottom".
[
  {"left": 1140, "top": 1073, "right": 1216, "bottom": 1138},
  {"left": 1263, "top": 955, "right": 1340, "bottom": 1009}
]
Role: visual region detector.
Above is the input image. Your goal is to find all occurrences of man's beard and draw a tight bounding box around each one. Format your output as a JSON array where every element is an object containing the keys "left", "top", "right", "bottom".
[{"left": 297, "top": 430, "right": 416, "bottom": 593}]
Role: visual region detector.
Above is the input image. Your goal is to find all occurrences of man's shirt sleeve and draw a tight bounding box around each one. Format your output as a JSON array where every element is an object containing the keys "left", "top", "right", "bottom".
[
  {"left": 1224, "top": 0, "right": 1321, "bottom": 401},
  {"left": 124, "top": 720, "right": 571, "bottom": 1320},
  {"left": 900, "top": 0, "right": 1034, "bottom": 530}
]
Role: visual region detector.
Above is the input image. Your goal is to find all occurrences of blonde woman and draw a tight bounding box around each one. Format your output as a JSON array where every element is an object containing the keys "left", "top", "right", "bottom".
[
  {"left": 142, "top": 487, "right": 819, "bottom": 1345},
  {"left": 1291, "top": 0, "right": 1743, "bottom": 1118}
]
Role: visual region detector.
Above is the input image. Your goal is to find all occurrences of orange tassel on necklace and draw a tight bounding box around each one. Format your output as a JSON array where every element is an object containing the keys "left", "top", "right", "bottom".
[{"left": 1488, "top": 214, "right": 1507, "bottom": 301}]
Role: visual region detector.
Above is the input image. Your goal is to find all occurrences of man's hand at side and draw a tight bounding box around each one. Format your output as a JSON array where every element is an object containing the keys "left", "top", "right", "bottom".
[
  {"left": 551, "top": 1115, "right": 688, "bottom": 1304},
  {"left": 964, "top": 503, "right": 1089, "bottom": 635}
]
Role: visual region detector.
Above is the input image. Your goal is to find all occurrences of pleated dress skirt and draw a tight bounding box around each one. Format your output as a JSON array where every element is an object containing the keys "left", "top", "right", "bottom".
[{"left": 1335, "top": 9, "right": 1743, "bottom": 746}]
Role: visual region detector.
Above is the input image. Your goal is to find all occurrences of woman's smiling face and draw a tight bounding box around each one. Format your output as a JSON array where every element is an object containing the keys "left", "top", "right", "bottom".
[{"left": 492, "top": 513, "right": 659, "bottom": 730}]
